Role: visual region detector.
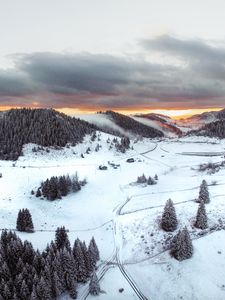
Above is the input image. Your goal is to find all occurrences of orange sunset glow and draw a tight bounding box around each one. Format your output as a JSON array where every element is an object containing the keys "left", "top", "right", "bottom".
[
  {"left": 57, "top": 107, "right": 223, "bottom": 119},
  {"left": 0, "top": 106, "right": 222, "bottom": 119}
]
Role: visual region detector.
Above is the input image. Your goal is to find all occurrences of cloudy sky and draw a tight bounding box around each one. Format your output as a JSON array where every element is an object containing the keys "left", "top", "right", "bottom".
[{"left": 1, "top": 0, "right": 225, "bottom": 115}]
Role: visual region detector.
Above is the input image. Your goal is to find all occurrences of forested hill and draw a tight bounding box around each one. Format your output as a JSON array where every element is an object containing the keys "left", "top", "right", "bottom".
[
  {"left": 102, "top": 110, "right": 164, "bottom": 138},
  {"left": 0, "top": 108, "right": 95, "bottom": 160},
  {"left": 188, "top": 119, "right": 225, "bottom": 139}
]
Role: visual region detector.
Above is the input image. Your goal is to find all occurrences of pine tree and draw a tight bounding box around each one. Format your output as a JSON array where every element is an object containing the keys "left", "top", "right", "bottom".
[
  {"left": 89, "top": 272, "right": 100, "bottom": 296},
  {"left": 51, "top": 270, "right": 63, "bottom": 298},
  {"left": 73, "top": 239, "right": 88, "bottom": 282},
  {"left": 16, "top": 209, "right": 34, "bottom": 232},
  {"left": 197, "top": 179, "right": 210, "bottom": 203},
  {"left": 147, "top": 176, "right": 156, "bottom": 185},
  {"left": 170, "top": 227, "right": 193, "bottom": 261},
  {"left": 20, "top": 280, "right": 30, "bottom": 299},
  {"left": 137, "top": 174, "right": 147, "bottom": 184},
  {"left": 161, "top": 199, "right": 178, "bottom": 232},
  {"left": 154, "top": 174, "right": 158, "bottom": 180},
  {"left": 88, "top": 237, "right": 100, "bottom": 267},
  {"left": 81, "top": 241, "right": 93, "bottom": 275},
  {"left": 65, "top": 273, "right": 77, "bottom": 299},
  {"left": 55, "top": 226, "right": 71, "bottom": 251},
  {"left": 194, "top": 201, "right": 208, "bottom": 229},
  {"left": 36, "top": 276, "right": 52, "bottom": 300},
  {"left": 59, "top": 248, "right": 77, "bottom": 295}
]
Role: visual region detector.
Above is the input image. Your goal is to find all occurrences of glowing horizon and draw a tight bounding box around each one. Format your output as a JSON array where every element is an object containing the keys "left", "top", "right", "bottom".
[{"left": 0, "top": 106, "right": 222, "bottom": 120}]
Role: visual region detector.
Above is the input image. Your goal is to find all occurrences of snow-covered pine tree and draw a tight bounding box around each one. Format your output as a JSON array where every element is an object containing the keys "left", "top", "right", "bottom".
[
  {"left": 89, "top": 271, "right": 100, "bottom": 296},
  {"left": 81, "top": 241, "right": 93, "bottom": 275},
  {"left": 73, "top": 239, "right": 88, "bottom": 282},
  {"left": 51, "top": 270, "right": 63, "bottom": 298},
  {"left": 20, "top": 280, "right": 30, "bottom": 299},
  {"left": 194, "top": 201, "right": 208, "bottom": 229},
  {"left": 55, "top": 226, "right": 71, "bottom": 251},
  {"left": 161, "top": 199, "right": 178, "bottom": 232},
  {"left": 16, "top": 209, "right": 34, "bottom": 232},
  {"left": 36, "top": 276, "right": 52, "bottom": 300},
  {"left": 65, "top": 272, "right": 77, "bottom": 299},
  {"left": 16, "top": 210, "right": 22, "bottom": 231},
  {"left": 137, "top": 174, "right": 147, "bottom": 184},
  {"left": 88, "top": 237, "right": 100, "bottom": 264},
  {"left": 59, "top": 248, "right": 77, "bottom": 296},
  {"left": 170, "top": 227, "right": 193, "bottom": 261},
  {"left": 197, "top": 179, "right": 210, "bottom": 203},
  {"left": 147, "top": 176, "right": 156, "bottom": 185}
]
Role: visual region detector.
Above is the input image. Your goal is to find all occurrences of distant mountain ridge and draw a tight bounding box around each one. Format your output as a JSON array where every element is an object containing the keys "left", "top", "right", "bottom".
[
  {"left": 186, "top": 108, "right": 225, "bottom": 139},
  {"left": 103, "top": 110, "right": 164, "bottom": 138},
  {"left": 133, "top": 113, "right": 183, "bottom": 137}
]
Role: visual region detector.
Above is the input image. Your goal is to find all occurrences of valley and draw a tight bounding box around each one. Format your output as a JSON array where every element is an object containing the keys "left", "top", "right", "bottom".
[{"left": 0, "top": 126, "right": 225, "bottom": 299}]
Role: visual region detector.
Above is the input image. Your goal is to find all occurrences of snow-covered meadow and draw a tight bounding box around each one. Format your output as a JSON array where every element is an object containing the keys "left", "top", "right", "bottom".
[{"left": 0, "top": 132, "right": 225, "bottom": 299}]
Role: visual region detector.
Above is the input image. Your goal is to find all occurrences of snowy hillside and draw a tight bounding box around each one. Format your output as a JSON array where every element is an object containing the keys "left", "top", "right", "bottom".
[{"left": 0, "top": 129, "right": 225, "bottom": 299}]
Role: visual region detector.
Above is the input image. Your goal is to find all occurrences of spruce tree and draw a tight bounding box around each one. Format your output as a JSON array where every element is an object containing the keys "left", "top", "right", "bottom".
[
  {"left": 194, "top": 201, "right": 208, "bottom": 229},
  {"left": 36, "top": 276, "right": 52, "bottom": 300},
  {"left": 161, "top": 199, "right": 178, "bottom": 232},
  {"left": 20, "top": 280, "right": 30, "bottom": 299},
  {"left": 73, "top": 239, "right": 88, "bottom": 282},
  {"left": 170, "top": 227, "right": 193, "bottom": 261},
  {"left": 16, "top": 209, "right": 34, "bottom": 232},
  {"left": 197, "top": 179, "right": 210, "bottom": 203},
  {"left": 55, "top": 226, "right": 71, "bottom": 251},
  {"left": 89, "top": 272, "right": 100, "bottom": 296}
]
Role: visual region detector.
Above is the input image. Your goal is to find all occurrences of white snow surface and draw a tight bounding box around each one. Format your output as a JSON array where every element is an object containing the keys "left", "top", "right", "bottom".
[{"left": 0, "top": 132, "right": 225, "bottom": 299}]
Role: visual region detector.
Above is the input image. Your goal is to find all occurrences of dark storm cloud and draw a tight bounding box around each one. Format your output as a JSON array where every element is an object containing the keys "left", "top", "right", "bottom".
[{"left": 1, "top": 36, "right": 225, "bottom": 109}]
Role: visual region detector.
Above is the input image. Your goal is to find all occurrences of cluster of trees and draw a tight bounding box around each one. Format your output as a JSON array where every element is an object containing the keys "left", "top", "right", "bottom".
[
  {"left": 106, "top": 137, "right": 131, "bottom": 153},
  {"left": 160, "top": 180, "right": 210, "bottom": 261},
  {"left": 0, "top": 227, "right": 100, "bottom": 299},
  {"left": 98, "top": 111, "right": 164, "bottom": 138},
  {"left": 115, "top": 137, "right": 130, "bottom": 153},
  {"left": 198, "top": 161, "right": 225, "bottom": 174},
  {"left": 34, "top": 173, "right": 86, "bottom": 201},
  {"left": 190, "top": 119, "right": 225, "bottom": 139},
  {"left": 0, "top": 108, "right": 96, "bottom": 160},
  {"left": 16, "top": 209, "right": 34, "bottom": 233},
  {"left": 137, "top": 174, "right": 158, "bottom": 185}
]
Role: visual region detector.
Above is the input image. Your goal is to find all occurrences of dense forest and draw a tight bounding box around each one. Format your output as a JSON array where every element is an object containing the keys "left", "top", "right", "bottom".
[
  {"left": 97, "top": 111, "right": 164, "bottom": 138},
  {"left": 189, "top": 119, "right": 225, "bottom": 139},
  {"left": 0, "top": 228, "right": 100, "bottom": 299},
  {"left": 0, "top": 108, "right": 96, "bottom": 160}
]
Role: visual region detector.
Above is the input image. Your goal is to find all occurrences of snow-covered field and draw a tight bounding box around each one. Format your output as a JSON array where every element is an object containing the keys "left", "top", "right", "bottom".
[{"left": 0, "top": 132, "right": 225, "bottom": 300}]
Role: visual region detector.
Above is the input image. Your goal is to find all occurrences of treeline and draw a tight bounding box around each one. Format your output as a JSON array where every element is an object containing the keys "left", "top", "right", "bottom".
[
  {"left": 0, "top": 227, "right": 100, "bottom": 299},
  {"left": 0, "top": 108, "right": 96, "bottom": 160},
  {"left": 34, "top": 173, "right": 86, "bottom": 201},
  {"left": 189, "top": 119, "right": 225, "bottom": 139},
  {"left": 98, "top": 111, "right": 164, "bottom": 138}
]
